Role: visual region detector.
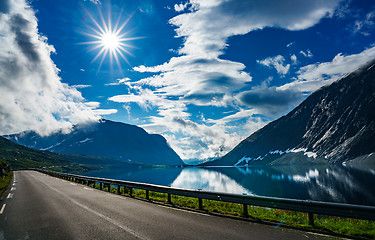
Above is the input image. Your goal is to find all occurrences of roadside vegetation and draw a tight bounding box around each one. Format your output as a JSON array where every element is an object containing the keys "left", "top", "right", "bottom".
[
  {"left": 77, "top": 181, "right": 375, "bottom": 239},
  {"left": 0, "top": 136, "right": 93, "bottom": 173},
  {"left": 0, "top": 160, "right": 12, "bottom": 197}
]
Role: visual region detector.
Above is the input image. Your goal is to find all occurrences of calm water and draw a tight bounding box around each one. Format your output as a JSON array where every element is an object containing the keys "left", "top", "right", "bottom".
[{"left": 83, "top": 164, "right": 375, "bottom": 206}]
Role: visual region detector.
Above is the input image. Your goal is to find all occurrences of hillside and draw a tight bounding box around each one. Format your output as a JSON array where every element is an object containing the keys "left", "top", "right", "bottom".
[
  {"left": 0, "top": 136, "right": 90, "bottom": 172},
  {"left": 204, "top": 60, "right": 375, "bottom": 166},
  {"left": 6, "top": 119, "right": 184, "bottom": 166}
]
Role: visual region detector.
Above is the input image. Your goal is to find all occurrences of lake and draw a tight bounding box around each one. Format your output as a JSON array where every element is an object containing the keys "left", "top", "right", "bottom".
[{"left": 83, "top": 164, "right": 375, "bottom": 206}]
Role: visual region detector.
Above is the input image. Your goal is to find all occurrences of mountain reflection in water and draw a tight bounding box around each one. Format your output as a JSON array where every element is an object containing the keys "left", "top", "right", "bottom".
[
  {"left": 170, "top": 167, "right": 251, "bottom": 194},
  {"left": 84, "top": 164, "right": 375, "bottom": 206}
]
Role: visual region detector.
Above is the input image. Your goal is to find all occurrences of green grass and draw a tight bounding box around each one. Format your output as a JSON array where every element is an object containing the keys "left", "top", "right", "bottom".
[
  {"left": 0, "top": 167, "right": 13, "bottom": 198},
  {"left": 0, "top": 136, "right": 93, "bottom": 173},
  {"left": 64, "top": 176, "right": 375, "bottom": 239}
]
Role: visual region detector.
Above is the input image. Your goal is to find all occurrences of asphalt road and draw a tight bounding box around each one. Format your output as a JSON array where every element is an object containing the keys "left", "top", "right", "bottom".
[{"left": 0, "top": 171, "right": 332, "bottom": 240}]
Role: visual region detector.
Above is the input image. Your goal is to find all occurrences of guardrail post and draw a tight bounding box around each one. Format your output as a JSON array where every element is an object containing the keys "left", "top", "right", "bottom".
[
  {"left": 130, "top": 187, "right": 133, "bottom": 197},
  {"left": 118, "top": 185, "right": 121, "bottom": 195},
  {"left": 308, "top": 213, "right": 314, "bottom": 226},
  {"left": 107, "top": 184, "right": 111, "bottom": 192},
  {"left": 146, "top": 190, "right": 150, "bottom": 200},
  {"left": 168, "top": 193, "right": 172, "bottom": 204},
  {"left": 100, "top": 182, "right": 103, "bottom": 190},
  {"left": 198, "top": 198, "right": 203, "bottom": 210},
  {"left": 242, "top": 204, "right": 248, "bottom": 218}
]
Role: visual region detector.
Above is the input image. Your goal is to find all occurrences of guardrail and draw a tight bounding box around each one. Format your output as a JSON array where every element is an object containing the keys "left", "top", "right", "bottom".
[{"left": 35, "top": 169, "right": 375, "bottom": 226}]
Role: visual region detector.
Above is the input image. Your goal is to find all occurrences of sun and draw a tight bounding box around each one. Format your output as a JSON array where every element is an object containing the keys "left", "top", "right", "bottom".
[
  {"left": 101, "top": 32, "right": 120, "bottom": 50},
  {"left": 80, "top": 9, "right": 141, "bottom": 73}
]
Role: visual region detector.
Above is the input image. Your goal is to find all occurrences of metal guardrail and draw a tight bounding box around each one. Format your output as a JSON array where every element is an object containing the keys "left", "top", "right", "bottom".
[{"left": 35, "top": 169, "right": 375, "bottom": 225}]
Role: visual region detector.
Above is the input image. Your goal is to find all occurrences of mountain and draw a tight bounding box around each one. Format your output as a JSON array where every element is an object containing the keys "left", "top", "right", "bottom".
[
  {"left": 204, "top": 60, "right": 375, "bottom": 166},
  {"left": 6, "top": 119, "right": 184, "bottom": 166},
  {"left": 0, "top": 136, "right": 88, "bottom": 171}
]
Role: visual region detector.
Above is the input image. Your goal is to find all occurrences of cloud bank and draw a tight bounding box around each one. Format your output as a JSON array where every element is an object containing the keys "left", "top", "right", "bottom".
[
  {"left": 281, "top": 46, "right": 375, "bottom": 92},
  {"left": 109, "top": 0, "right": 343, "bottom": 160},
  {"left": 0, "top": 0, "right": 97, "bottom": 135}
]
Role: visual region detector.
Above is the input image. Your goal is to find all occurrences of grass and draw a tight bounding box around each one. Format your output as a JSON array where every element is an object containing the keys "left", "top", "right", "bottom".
[
  {"left": 0, "top": 136, "right": 93, "bottom": 173},
  {"left": 0, "top": 161, "right": 13, "bottom": 197},
  {"left": 66, "top": 177, "right": 375, "bottom": 239}
]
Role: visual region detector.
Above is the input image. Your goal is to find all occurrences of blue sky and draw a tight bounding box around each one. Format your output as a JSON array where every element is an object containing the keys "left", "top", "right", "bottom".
[{"left": 1, "top": 0, "right": 375, "bottom": 162}]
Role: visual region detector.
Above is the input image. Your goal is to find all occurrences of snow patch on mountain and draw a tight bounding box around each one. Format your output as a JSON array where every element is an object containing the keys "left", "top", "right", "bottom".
[
  {"left": 291, "top": 148, "right": 317, "bottom": 158},
  {"left": 234, "top": 156, "right": 252, "bottom": 166},
  {"left": 40, "top": 139, "right": 66, "bottom": 151},
  {"left": 79, "top": 138, "right": 93, "bottom": 144},
  {"left": 234, "top": 148, "right": 318, "bottom": 166}
]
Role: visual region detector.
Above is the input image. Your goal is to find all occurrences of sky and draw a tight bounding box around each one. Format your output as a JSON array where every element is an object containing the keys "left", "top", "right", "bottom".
[{"left": 1, "top": 0, "right": 375, "bottom": 163}]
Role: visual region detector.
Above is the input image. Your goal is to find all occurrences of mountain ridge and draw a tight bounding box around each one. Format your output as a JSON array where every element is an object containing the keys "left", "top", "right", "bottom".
[
  {"left": 6, "top": 119, "right": 184, "bottom": 166},
  {"left": 0, "top": 135, "right": 90, "bottom": 171},
  {"left": 204, "top": 60, "right": 375, "bottom": 166}
]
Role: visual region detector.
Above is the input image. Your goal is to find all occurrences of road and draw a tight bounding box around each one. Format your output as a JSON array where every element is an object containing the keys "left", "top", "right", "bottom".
[{"left": 0, "top": 171, "right": 331, "bottom": 240}]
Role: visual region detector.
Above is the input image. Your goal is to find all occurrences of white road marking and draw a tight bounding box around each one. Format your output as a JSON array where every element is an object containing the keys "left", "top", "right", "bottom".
[
  {"left": 10, "top": 187, "right": 16, "bottom": 191},
  {"left": 29, "top": 172, "right": 149, "bottom": 240},
  {"left": 69, "top": 198, "right": 149, "bottom": 240},
  {"left": 7, "top": 193, "right": 13, "bottom": 199},
  {"left": 84, "top": 187, "right": 93, "bottom": 191},
  {"left": 0, "top": 204, "right": 6, "bottom": 214}
]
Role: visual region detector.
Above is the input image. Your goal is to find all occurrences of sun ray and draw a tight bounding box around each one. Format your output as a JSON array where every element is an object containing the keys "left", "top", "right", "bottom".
[
  {"left": 97, "top": 48, "right": 108, "bottom": 72},
  {"left": 92, "top": 47, "right": 106, "bottom": 63},
  {"left": 81, "top": 7, "right": 140, "bottom": 73}
]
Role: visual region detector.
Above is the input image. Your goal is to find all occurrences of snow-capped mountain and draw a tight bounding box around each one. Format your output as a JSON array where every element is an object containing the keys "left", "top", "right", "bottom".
[
  {"left": 5, "top": 119, "right": 184, "bottom": 166},
  {"left": 204, "top": 60, "right": 375, "bottom": 166}
]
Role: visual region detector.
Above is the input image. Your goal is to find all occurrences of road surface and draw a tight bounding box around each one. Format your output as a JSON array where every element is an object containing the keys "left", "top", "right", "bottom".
[{"left": 0, "top": 171, "right": 331, "bottom": 240}]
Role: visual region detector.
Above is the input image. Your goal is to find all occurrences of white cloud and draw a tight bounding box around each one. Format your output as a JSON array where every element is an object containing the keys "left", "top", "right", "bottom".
[
  {"left": 279, "top": 46, "right": 375, "bottom": 92},
  {"left": 0, "top": 0, "right": 97, "bottom": 136},
  {"left": 105, "top": 77, "right": 131, "bottom": 86},
  {"left": 170, "top": 0, "right": 340, "bottom": 57},
  {"left": 352, "top": 11, "right": 375, "bottom": 36},
  {"left": 85, "top": 101, "right": 117, "bottom": 116},
  {"left": 257, "top": 55, "right": 290, "bottom": 76},
  {"left": 287, "top": 42, "right": 295, "bottom": 48},
  {"left": 174, "top": 2, "right": 189, "bottom": 12},
  {"left": 291, "top": 54, "right": 298, "bottom": 65},
  {"left": 300, "top": 49, "right": 313, "bottom": 58},
  {"left": 84, "top": 0, "right": 101, "bottom": 5},
  {"left": 111, "top": 0, "right": 342, "bottom": 159},
  {"left": 92, "top": 109, "right": 118, "bottom": 115},
  {"left": 85, "top": 101, "right": 101, "bottom": 109},
  {"left": 133, "top": 56, "right": 252, "bottom": 107},
  {"left": 72, "top": 84, "right": 91, "bottom": 89}
]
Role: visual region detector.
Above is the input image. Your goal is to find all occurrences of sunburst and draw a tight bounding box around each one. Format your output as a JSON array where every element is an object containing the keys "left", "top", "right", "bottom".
[{"left": 81, "top": 8, "right": 141, "bottom": 73}]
